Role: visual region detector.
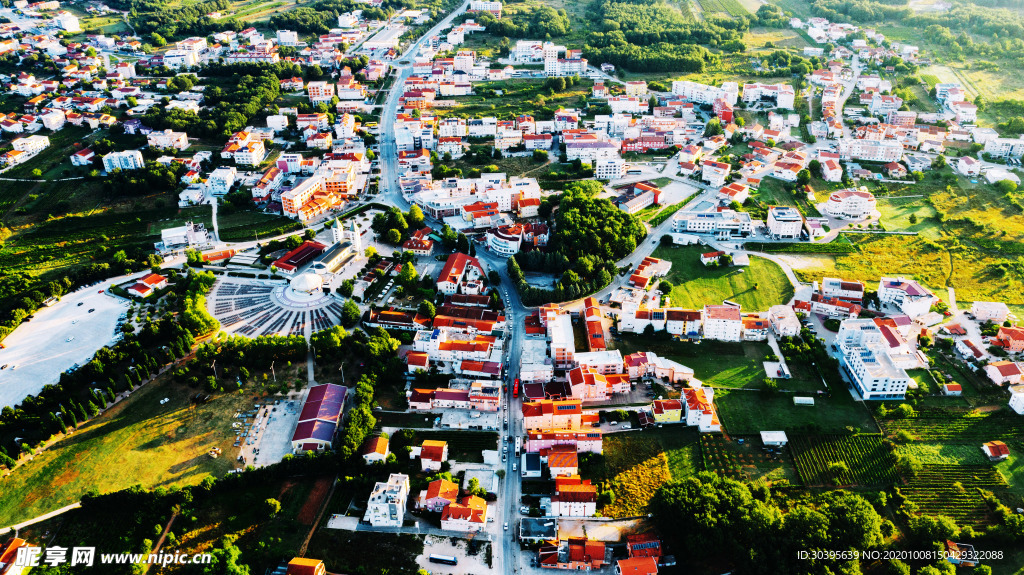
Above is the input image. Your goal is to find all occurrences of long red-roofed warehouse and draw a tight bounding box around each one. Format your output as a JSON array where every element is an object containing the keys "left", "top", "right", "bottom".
[{"left": 291, "top": 383, "right": 347, "bottom": 452}]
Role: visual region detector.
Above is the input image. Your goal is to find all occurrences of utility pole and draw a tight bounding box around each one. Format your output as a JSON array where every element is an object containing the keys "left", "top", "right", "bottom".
[
  {"left": 270, "top": 360, "right": 276, "bottom": 382},
  {"left": 211, "top": 359, "right": 218, "bottom": 378},
  {"left": 338, "top": 360, "right": 345, "bottom": 385}
]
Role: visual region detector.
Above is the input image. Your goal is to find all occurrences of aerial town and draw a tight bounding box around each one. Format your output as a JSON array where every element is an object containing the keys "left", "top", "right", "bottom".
[{"left": 0, "top": 0, "right": 1023, "bottom": 573}]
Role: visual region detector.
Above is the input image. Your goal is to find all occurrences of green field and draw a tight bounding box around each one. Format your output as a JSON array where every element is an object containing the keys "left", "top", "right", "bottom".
[
  {"left": 0, "top": 373, "right": 250, "bottom": 527},
  {"left": 715, "top": 388, "right": 879, "bottom": 435},
  {"left": 790, "top": 434, "right": 898, "bottom": 486},
  {"left": 897, "top": 443, "right": 990, "bottom": 465},
  {"left": 649, "top": 244, "right": 795, "bottom": 311},
  {"left": 699, "top": 0, "right": 749, "bottom": 17},
  {"left": 217, "top": 210, "right": 303, "bottom": 242},
  {"left": 582, "top": 427, "right": 702, "bottom": 517},
  {"left": 613, "top": 337, "right": 770, "bottom": 388}
]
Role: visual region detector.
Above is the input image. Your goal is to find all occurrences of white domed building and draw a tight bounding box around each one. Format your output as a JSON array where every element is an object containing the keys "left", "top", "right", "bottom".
[{"left": 288, "top": 273, "right": 324, "bottom": 301}]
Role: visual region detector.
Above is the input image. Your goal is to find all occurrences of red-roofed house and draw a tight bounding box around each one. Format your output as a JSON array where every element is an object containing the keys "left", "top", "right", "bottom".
[
  {"left": 982, "top": 440, "right": 1010, "bottom": 461},
  {"left": 127, "top": 272, "right": 168, "bottom": 297},
  {"left": 441, "top": 495, "right": 488, "bottom": 532},
  {"left": 286, "top": 557, "right": 326, "bottom": 575},
  {"left": 362, "top": 436, "right": 390, "bottom": 464},
  {"left": 941, "top": 383, "right": 962, "bottom": 396},
  {"left": 616, "top": 557, "right": 658, "bottom": 575},
  {"left": 985, "top": 361, "right": 1023, "bottom": 386},
  {"left": 626, "top": 534, "right": 662, "bottom": 559},
  {"left": 418, "top": 478, "right": 459, "bottom": 512},
  {"left": 550, "top": 476, "right": 597, "bottom": 517},
  {"left": 996, "top": 326, "right": 1024, "bottom": 353},
  {"left": 543, "top": 444, "right": 579, "bottom": 477},
  {"left": 417, "top": 439, "right": 448, "bottom": 471},
  {"left": 437, "top": 252, "right": 486, "bottom": 295}
]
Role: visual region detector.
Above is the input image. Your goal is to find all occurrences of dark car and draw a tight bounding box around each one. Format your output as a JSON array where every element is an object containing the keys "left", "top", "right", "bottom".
[{"left": 88, "top": 308, "right": 95, "bottom": 313}]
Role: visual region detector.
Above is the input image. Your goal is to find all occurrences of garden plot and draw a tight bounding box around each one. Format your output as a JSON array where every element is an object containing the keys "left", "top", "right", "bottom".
[{"left": 900, "top": 465, "right": 1008, "bottom": 528}]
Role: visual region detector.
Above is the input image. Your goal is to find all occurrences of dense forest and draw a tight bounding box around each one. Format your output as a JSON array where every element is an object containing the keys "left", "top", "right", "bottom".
[{"left": 582, "top": 0, "right": 745, "bottom": 72}]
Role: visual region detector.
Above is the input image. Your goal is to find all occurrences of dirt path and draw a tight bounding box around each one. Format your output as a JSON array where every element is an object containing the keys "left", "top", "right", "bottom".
[{"left": 142, "top": 510, "right": 179, "bottom": 573}]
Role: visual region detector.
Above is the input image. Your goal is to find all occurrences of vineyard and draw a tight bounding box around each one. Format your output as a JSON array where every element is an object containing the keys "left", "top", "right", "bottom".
[
  {"left": 698, "top": 0, "right": 749, "bottom": 17},
  {"left": 880, "top": 410, "right": 1024, "bottom": 443},
  {"left": 790, "top": 435, "right": 899, "bottom": 486},
  {"left": 900, "top": 465, "right": 1008, "bottom": 527}
]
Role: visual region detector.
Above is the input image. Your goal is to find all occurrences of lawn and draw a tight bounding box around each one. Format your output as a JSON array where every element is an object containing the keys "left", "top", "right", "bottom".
[
  {"left": 434, "top": 79, "right": 592, "bottom": 120},
  {"left": 649, "top": 244, "right": 795, "bottom": 311},
  {"left": 714, "top": 388, "right": 879, "bottom": 435},
  {"left": 306, "top": 531, "right": 424, "bottom": 575},
  {"left": 613, "top": 336, "right": 779, "bottom": 389},
  {"left": 374, "top": 410, "right": 436, "bottom": 429},
  {"left": 582, "top": 427, "right": 702, "bottom": 517},
  {"left": 0, "top": 371, "right": 248, "bottom": 527},
  {"left": 876, "top": 196, "right": 942, "bottom": 239},
  {"left": 897, "top": 443, "right": 990, "bottom": 465}
]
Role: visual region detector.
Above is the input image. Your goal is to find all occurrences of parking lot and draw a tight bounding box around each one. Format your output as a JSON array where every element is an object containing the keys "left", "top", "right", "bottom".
[
  {"left": 0, "top": 287, "right": 127, "bottom": 408},
  {"left": 238, "top": 397, "right": 303, "bottom": 467},
  {"left": 416, "top": 535, "right": 491, "bottom": 575}
]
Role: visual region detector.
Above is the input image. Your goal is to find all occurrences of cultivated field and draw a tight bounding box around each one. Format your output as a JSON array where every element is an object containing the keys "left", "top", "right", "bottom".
[
  {"left": 790, "top": 434, "right": 898, "bottom": 486},
  {"left": 700, "top": 434, "right": 798, "bottom": 484},
  {"left": 880, "top": 409, "right": 1024, "bottom": 443},
  {"left": 900, "top": 465, "right": 1008, "bottom": 528}
]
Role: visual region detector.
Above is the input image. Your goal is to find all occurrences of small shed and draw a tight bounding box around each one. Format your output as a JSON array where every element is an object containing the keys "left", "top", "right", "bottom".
[
  {"left": 760, "top": 431, "right": 789, "bottom": 447},
  {"left": 793, "top": 396, "right": 815, "bottom": 406},
  {"left": 941, "top": 383, "right": 962, "bottom": 397}
]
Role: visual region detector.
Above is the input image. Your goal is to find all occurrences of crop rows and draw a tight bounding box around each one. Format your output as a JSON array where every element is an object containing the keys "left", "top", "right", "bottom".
[
  {"left": 790, "top": 435, "right": 898, "bottom": 486},
  {"left": 699, "top": 0, "right": 749, "bottom": 17},
  {"left": 901, "top": 465, "right": 1007, "bottom": 527},
  {"left": 881, "top": 411, "right": 1024, "bottom": 442}
]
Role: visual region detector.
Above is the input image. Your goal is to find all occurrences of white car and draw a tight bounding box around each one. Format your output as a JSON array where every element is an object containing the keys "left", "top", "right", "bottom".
[
  {"left": 504, "top": 522, "right": 509, "bottom": 531},
  {"left": 66, "top": 336, "right": 75, "bottom": 342},
  {"left": 512, "top": 462, "right": 517, "bottom": 471}
]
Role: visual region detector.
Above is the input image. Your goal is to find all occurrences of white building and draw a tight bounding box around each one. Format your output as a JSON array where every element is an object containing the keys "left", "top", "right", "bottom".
[
  {"left": 837, "top": 139, "right": 903, "bottom": 162},
  {"left": 984, "top": 137, "right": 1024, "bottom": 159},
  {"left": 672, "top": 209, "right": 754, "bottom": 239},
  {"left": 971, "top": 301, "right": 1011, "bottom": 323},
  {"left": 877, "top": 277, "right": 936, "bottom": 318},
  {"left": 823, "top": 187, "right": 876, "bottom": 219},
  {"left": 54, "top": 11, "right": 81, "bottom": 32},
  {"left": 768, "top": 305, "right": 800, "bottom": 337},
  {"left": 742, "top": 83, "right": 795, "bottom": 109},
  {"left": 148, "top": 129, "right": 189, "bottom": 150},
  {"left": 766, "top": 206, "right": 802, "bottom": 239},
  {"left": 836, "top": 319, "right": 912, "bottom": 400},
  {"left": 207, "top": 166, "right": 238, "bottom": 196},
  {"left": 12, "top": 134, "right": 50, "bottom": 155},
  {"left": 1009, "top": 384, "right": 1024, "bottom": 415},
  {"left": 102, "top": 150, "right": 144, "bottom": 171},
  {"left": 670, "top": 80, "right": 739, "bottom": 106},
  {"left": 363, "top": 473, "right": 410, "bottom": 527},
  {"left": 703, "top": 305, "right": 742, "bottom": 342},
  {"left": 594, "top": 157, "right": 625, "bottom": 180}
]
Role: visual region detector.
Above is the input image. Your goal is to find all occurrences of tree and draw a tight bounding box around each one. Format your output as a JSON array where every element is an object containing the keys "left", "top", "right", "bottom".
[
  {"left": 796, "top": 169, "right": 811, "bottom": 186},
  {"left": 658, "top": 280, "right": 674, "bottom": 293},
  {"left": 341, "top": 300, "right": 361, "bottom": 327},
  {"left": 406, "top": 204, "right": 425, "bottom": 229},
  {"left": 488, "top": 270, "right": 502, "bottom": 285},
  {"left": 908, "top": 213, "right": 918, "bottom": 224},
  {"left": 364, "top": 246, "right": 377, "bottom": 259},
  {"left": 339, "top": 279, "right": 354, "bottom": 297},
  {"left": 808, "top": 159, "right": 822, "bottom": 178},
  {"left": 418, "top": 300, "right": 436, "bottom": 318},
  {"left": 932, "top": 154, "right": 947, "bottom": 169},
  {"left": 263, "top": 498, "right": 281, "bottom": 518},
  {"left": 398, "top": 262, "right": 419, "bottom": 287},
  {"left": 386, "top": 228, "right": 402, "bottom": 244}
]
